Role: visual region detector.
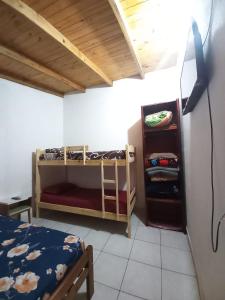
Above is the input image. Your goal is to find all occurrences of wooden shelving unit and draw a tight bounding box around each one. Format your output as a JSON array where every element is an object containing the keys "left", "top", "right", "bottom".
[{"left": 141, "top": 100, "right": 186, "bottom": 232}]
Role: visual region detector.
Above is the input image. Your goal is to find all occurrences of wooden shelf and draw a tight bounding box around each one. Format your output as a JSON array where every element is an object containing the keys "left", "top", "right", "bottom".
[
  {"left": 147, "top": 220, "right": 183, "bottom": 232},
  {"left": 146, "top": 197, "right": 181, "bottom": 205},
  {"left": 141, "top": 100, "right": 186, "bottom": 233},
  {"left": 144, "top": 123, "right": 177, "bottom": 134}
]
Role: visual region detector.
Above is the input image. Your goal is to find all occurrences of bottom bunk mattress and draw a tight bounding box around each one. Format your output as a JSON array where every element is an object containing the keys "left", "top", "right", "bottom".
[
  {"left": 41, "top": 184, "right": 128, "bottom": 215},
  {"left": 0, "top": 214, "right": 83, "bottom": 300}
]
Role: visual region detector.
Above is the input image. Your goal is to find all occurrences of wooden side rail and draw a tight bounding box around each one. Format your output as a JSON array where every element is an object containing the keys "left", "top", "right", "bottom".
[
  {"left": 35, "top": 149, "right": 41, "bottom": 218},
  {"left": 67, "top": 145, "right": 89, "bottom": 165},
  {"left": 49, "top": 245, "right": 94, "bottom": 300}
]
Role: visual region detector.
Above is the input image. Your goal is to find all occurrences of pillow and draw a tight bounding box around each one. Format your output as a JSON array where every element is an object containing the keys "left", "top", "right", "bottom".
[
  {"left": 145, "top": 111, "right": 173, "bottom": 128},
  {"left": 43, "top": 182, "right": 77, "bottom": 195}
]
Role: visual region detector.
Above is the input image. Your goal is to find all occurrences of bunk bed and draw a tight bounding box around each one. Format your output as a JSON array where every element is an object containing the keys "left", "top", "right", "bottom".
[
  {"left": 0, "top": 214, "right": 94, "bottom": 300},
  {"left": 36, "top": 145, "right": 136, "bottom": 238}
]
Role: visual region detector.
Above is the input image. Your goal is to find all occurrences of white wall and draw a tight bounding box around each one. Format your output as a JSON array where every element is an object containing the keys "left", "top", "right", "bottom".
[
  {"left": 64, "top": 67, "right": 179, "bottom": 207},
  {"left": 181, "top": 0, "right": 225, "bottom": 299},
  {"left": 0, "top": 79, "right": 63, "bottom": 199}
]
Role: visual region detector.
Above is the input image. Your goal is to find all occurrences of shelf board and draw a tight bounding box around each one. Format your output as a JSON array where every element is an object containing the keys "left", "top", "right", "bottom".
[
  {"left": 146, "top": 197, "right": 181, "bottom": 205},
  {"left": 144, "top": 123, "right": 177, "bottom": 134},
  {"left": 147, "top": 220, "right": 183, "bottom": 232}
]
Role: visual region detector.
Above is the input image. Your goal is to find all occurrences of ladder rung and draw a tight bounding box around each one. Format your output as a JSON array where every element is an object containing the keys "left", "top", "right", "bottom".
[
  {"left": 103, "top": 179, "right": 116, "bottom": 184},
  {"left": 104, "top": 195, "right": 116, "bottom": 200}
]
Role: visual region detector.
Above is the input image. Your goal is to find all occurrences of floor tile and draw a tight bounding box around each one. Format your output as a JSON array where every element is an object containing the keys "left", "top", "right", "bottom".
[
  {"left": 20, "top": 211, "right": 30, "bottom": 222},
  {"left": 85, "top": 229, "right": 111, "bottom": 250},
  {"left": 135, "top": 226, "right": 160, "bottom": 244},
  {"left": 77, "top": 281, "right": 119, "bottom": 300},
  {"left": 94, "top": 252, "right": 128, "bottom": 289},
  {"left": 162, "top": 270, "right": 200, "bottom": 300},
  {"left": 121, "top": 260, "right": 161, "bottom": 300},
  {"left": 31, "top": 217, "right": 42, "bottom": 225},
  {"left": 118, "top": 292, "right": 143, "bottom": 300},
  {"left": 93, "top": 249, "right": 101, "bottom": 263},
  {"left": 52, "top": 221, "right": 71, "bottom": 232},
  {"left": 66, "top": 223, "right": 90, "bottom": 239},
  {"left": 161, "top": 246, "right": 195, "bottom": 276},
  {"left": 103, "top": 234, "right": 133, "bottom": 258},
  {"left": 93, "top": 219, "right": 133, "bottom": 238},
  {"left": 36, "top": 218, "right": 54, "bottom": 228},
  {"left": 161, "top": 230, "right": 190, "bottom": 251},
  {"left": 131, "top": 214, "right": 140, "bottom": 228},
  {"left": 130, "top": 239, "right": 161, "bottom": 268}
]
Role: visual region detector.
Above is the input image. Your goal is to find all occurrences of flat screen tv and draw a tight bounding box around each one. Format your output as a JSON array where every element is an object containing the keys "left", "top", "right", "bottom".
[{"left": 180, "top": 19, "right": 208, "bottom": 115}]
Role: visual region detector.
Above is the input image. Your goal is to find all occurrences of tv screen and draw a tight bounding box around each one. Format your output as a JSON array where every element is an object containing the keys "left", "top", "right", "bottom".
[{"left": 180, "top": 20, "right": 208, "bottom": 115}]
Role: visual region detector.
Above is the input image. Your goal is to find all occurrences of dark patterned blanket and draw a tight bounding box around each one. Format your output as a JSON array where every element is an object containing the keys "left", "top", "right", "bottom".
[{"left": 67, "top": 150, "right": 126, "bottom": 160}]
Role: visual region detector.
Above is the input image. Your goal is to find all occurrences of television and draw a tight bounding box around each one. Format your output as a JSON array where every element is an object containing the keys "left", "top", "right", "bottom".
[{"left": 180, "top": 19, "right": 208, "bottom": 115}]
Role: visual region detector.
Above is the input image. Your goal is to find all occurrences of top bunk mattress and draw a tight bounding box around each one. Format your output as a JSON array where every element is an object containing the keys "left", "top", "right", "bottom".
[
  {"left": 67, "top": 150, "right": 126, "bottom": 160},
  {"left": 0, "top": 214, "right": 83, "bottom": 300},
  {"left": 39, "top": 148, "right": 132, "bottom": 161}
]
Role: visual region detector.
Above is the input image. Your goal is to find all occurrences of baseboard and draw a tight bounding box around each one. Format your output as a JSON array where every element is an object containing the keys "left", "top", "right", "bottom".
[{"left": 186, "top": 226, "right": 205, "bottom": 300}]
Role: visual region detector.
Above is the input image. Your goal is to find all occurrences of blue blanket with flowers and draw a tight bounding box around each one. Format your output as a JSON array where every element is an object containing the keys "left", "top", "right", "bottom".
[{"left": 0, "top": 215, "right": 84, "bottom": 300}]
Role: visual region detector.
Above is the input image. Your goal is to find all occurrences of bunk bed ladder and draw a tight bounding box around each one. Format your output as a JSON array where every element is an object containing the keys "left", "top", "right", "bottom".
[{"left": 101, "top": 160, "right": 119, "bottom": 220}]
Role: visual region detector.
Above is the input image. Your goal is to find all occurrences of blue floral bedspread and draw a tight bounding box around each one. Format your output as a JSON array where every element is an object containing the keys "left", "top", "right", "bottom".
[{"left": 0, "top": 215, "right": 84, "bottom": 300}]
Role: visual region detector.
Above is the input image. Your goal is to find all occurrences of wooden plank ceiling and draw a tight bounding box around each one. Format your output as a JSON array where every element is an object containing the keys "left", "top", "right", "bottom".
[
  {"left": 0, "top": 0, "right": 181, "bottom": 97},
  {"left": 121, "top": 0, "right": 184, "bottom": 73}
]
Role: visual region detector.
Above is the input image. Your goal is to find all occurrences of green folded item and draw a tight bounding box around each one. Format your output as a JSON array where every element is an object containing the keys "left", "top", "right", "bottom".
[{"left": 145, "top": 111, "right": 173, "bottom": 128}]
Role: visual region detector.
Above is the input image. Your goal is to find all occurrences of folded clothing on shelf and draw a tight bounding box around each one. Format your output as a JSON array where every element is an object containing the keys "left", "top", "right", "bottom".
[
  {"left": 145, "top": 167, "right": 179, "bottom": 177},
  {"left": 145, "top": 111, "right": 173, "bottom": 128},
  {"left": 146, "top": 158, "right": 178, "bottom": 168},
  {"left": 145, "top": 152, "right": 179, "bottom": 169},
  {"left": 149, "top": 153, "right": 178, "bottom": 159},
  {"left": 149, "top": 174, "right": 178, "bottom": 182},
  {"left": 145, "top": 181, "right": 179, "bottom": 198}
]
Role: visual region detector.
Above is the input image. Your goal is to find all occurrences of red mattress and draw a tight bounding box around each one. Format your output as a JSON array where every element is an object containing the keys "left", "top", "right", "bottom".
[{"left": 41, "top": 187, "right": 128, "bottom": 214}]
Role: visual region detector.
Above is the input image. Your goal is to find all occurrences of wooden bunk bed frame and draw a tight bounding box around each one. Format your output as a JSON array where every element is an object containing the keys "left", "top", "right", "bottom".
[{"left": 35, "top": 144, "right": 136, "bottom": 238}]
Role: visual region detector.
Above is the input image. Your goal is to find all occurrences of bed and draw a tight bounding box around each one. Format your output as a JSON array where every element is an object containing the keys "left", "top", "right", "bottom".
[
  {"left": 36, "top": 145, "right": 136, "bottom": 238},
  {"left": 0, "top": 214, "right": 94, "bottom": 300},
  {"left": 41, "top": 184, "right": 128, "bottom": 214}
]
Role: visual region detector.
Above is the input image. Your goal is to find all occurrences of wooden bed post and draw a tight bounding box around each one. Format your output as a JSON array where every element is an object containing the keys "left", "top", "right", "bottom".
[
  {"left": 101, "top": 161, "right": 105, "bottom": 218},
  {"left": 83, "top": 145, "right": 86, "bottom": 165},
  {"left": 115, "top": 160, "right": 119, "bottom": 220},
  {"left": 126, "top": 144, "right": 131, "bottom": 238},
  {"left": 35, "top": 149, "right": 41, "bottom": 218},
  {"left": 87, "top": 245, "right": 94, "bottom": 299},
  {"left": 64, "top": 146, "right": 67, "bottom": 165}
]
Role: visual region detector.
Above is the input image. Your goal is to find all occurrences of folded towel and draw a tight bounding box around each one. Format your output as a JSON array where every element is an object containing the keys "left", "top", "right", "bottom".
[{"left": 149, "top": 153, "right": 178, "bottom": 159}]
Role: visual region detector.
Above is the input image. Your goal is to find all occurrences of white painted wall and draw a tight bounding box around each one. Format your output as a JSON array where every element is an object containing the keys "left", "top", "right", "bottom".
[
  {"left": 0, "top": 79, "right": 63, "bottom": 200},
  {"left": 64, "top": 67, "right": 179, "bottom": 207},
  {"left": 180, "top": 0, "right": 225, "bottom": 299}
]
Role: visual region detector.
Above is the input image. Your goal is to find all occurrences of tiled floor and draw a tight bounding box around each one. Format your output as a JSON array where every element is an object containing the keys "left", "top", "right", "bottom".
[{"left": 22, "top": 211, "right": 200, "bottom": 300}]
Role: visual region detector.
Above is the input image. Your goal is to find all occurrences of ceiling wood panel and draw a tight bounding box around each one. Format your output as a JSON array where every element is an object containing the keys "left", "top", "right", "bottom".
[
  {"left": 0, "top": 0, "right": 180, "bottom": 96},
  {"left": 120, "top": 0, "right": 181, "bottom": 72},
  {"left": 0, "top": 55, "right": 71, "bottom": 96},
  {"left": 1, "top": 0, "right": 113, "bottom": 86},
  {"left": 22, "top": 0, "right": 139, "bottom": 79}
]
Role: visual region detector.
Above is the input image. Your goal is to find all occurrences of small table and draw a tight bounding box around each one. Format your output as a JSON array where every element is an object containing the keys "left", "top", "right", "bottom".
[{"left": 0, "top": 196, "right": 32, "bottom": 223}]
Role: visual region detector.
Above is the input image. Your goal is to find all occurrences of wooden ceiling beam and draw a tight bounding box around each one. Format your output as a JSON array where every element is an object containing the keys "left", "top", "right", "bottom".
[
  {"left": 108, "top": 0, "right": 145, "bottom": 79},
  {"left": 0, "top": 45, "right": 85, "bottom": 92},
  {"left": 1, "top": 0, "right": 113, "bottom": 86},
  {"left": 0, "top": 70, "right": 64, "bottom": 97}
]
